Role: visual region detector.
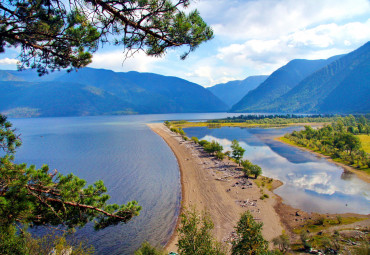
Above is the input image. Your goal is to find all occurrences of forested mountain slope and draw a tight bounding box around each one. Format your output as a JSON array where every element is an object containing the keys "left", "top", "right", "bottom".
[
  {"left": 231, "top": 55, "right": 342, "bottom": 112},
  {"left": 0, "top": 68, "right": 228, "bottom": 117},
  {"left": 260, "top": 41, "right": 370, "bottom": 113}
]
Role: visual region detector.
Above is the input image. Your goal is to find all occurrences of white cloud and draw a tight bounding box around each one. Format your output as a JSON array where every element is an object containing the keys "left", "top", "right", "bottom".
[
  {"left": 195, "top": 0, "right": 370, "bottom": 40},
  {"left": 215, "top": 19, "right": 370, "bottom": 76},
  {"left": 0, "top": 58, "right": 19, "bottom": 65},
  {"left": 90, "top": 50, "right": 164, "bottom": 72},
  {"left": 85, "top": 0, "right": 370, "bottom": 87}
]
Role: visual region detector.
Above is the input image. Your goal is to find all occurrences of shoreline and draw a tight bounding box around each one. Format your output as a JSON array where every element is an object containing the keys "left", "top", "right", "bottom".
[
  {"left": 148, "top": 123, "right": 284, "bottom": 252},
  {"left": 148, "top": 123, "right": 369, "bottom": 253},
  {"left": 275, "top": 137, "right": 370, "bottom": 184}
]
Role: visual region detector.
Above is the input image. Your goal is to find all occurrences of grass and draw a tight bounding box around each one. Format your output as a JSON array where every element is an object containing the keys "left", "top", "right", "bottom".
[
  {"left": 358, "top": 134, "right": 370, "bottom": 153},
  {"left": 293, "top": 216, "right": 363, "bottom": 234},
  {"left": 254, "top": 176, "right": 274, "bottom": 191}
]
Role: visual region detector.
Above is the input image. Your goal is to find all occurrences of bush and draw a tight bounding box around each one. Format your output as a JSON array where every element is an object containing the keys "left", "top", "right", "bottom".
[
  {"left": 191, "top": 136, "right": 199, "bottom": 144},
  {"left": 215, "top": 151, "right": 225, "bottom": 160},
  {"left": 177, "top": 208, "right": 226, "bottom": 255},
  {"left": 134, "top": 242, "right": 165, "bottom": 255}
]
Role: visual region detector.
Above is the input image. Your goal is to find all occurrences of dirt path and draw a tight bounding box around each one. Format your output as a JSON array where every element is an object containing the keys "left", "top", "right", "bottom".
[{"left": 148, "top": 123, "right": 283, "bottom": 253}]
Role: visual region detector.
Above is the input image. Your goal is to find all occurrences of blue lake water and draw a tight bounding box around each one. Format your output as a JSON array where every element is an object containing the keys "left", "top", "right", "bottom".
[
  {"left": 184, "top": 126, "right": 370, "bottom": 215},
  {"left": 9, "top": 113, "right": 238, "bottom": 255},
  {"left": 9, "top": 115, "right": 370, "bottom": 254}
]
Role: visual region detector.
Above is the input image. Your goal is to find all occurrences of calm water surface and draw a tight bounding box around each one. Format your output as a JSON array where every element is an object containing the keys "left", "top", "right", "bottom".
[
  {"left": 184, "top": 126, "right": 370, "bottom": 214},
  {"left": 10, "top": 113, "right": 238, "bottom": 254}
]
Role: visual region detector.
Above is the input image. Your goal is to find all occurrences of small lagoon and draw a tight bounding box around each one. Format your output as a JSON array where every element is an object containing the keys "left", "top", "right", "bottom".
[{"left": 184, "top": 126, "right": 370, "bottom": 215}]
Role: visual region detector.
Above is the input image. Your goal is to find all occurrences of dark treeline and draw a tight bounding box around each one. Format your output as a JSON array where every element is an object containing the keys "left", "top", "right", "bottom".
[
  {"left": 206, "top": 114, "right": 370, "bottom": 125},
  {"left": 284, "top": 115, "right": 370, "bottom": 170}
]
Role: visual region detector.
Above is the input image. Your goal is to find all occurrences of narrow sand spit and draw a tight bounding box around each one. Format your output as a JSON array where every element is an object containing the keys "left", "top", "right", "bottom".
[{"left": 148, "top": 123, "right": 283, "bottom": 253}]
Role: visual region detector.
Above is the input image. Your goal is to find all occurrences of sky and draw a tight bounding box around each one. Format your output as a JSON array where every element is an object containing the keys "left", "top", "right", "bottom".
[{"left": 1, "top": 0, "right": 370, "bottom": 87}]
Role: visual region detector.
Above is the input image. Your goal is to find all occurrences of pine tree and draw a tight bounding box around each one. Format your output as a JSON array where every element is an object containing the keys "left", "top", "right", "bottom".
[{"left": 0, "top": 0, "right": 213, "bottom": 75}]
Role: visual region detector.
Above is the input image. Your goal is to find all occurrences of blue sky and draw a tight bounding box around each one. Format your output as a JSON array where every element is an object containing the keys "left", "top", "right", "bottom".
[{"left": 1, "top": 0, "right": 370, "bottom": 87}]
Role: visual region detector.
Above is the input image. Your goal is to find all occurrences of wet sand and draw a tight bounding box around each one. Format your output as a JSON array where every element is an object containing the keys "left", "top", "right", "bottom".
[{"left": 148, "top": 123, "right": 284, "bottom": 253}]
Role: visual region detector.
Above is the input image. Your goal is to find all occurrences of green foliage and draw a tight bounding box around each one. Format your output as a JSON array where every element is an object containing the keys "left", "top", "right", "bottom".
[
  {"left": 207, "top": 114, "right": 338, "bottom": 125},
  {"left": 250, "top": 165, "right": 262, "bottom": 179},
  {"left": 177, "top": 208, "right": 226, "bottom": 255},
  {"left": 0, "top": 115, "right": 141, "bottom": 250},
  {"left": 259, "top": 194, "right": 269, "bottom": 200},
  {"left": 272, "top": 234, "right": 290, "bottom": 254},
  {"left": 0, "top": 225, "right": 28, "bottom": 255},
  {"left": 241, "top": 159, "right": 252, "bottom": 177},
  {"left": 231, "top": 211, "right": 268, "bottom": 255},
  {"left": 0, "top": 115, "right": 21, "bottom": 153},
  {"left": 285, "top": 115, "right": 370, "bottom": 171},
  {"left": 353, "top": 242, "right": 370, "bottom": 255},
  {"left": 135, "top": 242, "right": 165, "bottom": 255},
  {"left": 300, "top": 230, "right": 311, "bottom": 250},
  {"left": 241, "top": 159, "right": 262, "bottom": 178},
  {"left": 203, "top": 140, "right": 223, "bottom": 154},
  {"left": 231, "top": 140, "right": 245, "bottom": 165},
  {"left": 215, "top": 151, "right": 225, "bottom": 160},
  {"left": 0, "top": 225, "right": 95, "bottom": 255},
  {"left": 199, "top": 140, "right": 210, "bottom": 147},
  {"left": 191, "top": 136, "right": 199, "bottom": 144},
  {"left": 1, "top": 0, "right": 213, "bottom": 74}
]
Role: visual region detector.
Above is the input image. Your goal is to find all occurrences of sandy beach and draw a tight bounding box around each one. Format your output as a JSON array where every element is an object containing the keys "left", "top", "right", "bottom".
[{"left": 148, "top": 123, "right": 284, "bottom": 253}]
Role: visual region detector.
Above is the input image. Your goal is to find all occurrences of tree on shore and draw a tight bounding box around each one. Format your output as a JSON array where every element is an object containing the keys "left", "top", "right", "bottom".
[
  {"left": 241, "top": 159, "right": 252, "bottom": 177},
  {"left": 231, "top": 211, "right": 268, "bottom": 255},
  {"left": 1, "top": 0, "right": 213, "bottom": 75},
  {"left": 231, "top": 140, "right": 245, "bottom": 165},
  {"left": 0, "top": 115, "right": 141, "bottom": 252},
  {"left": 250, "top": 164, "right": 262, "bottom": 179},
  {"left": 177, "top": 207, "right": 226, "bottom": 255},
  {"left": 204, "top": 140, "right": 223, "bottom": 155}
]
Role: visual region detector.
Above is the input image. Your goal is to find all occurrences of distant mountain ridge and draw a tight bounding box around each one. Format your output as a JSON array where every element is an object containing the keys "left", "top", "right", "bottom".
[
  {"left": 207, "top": 75, "right": 268, "bottom": 108},
  {"left": 264, "top": 41, "right": 370, "bottom": 113},
  {"left": 231, "top": 41, "right": 370, "bottom": 114},
  {"left": 231, "top": 55, "right": 342, "bottom": 112},
  {"left": 0, "top": 68, "right": 228, "bottom": 117}
]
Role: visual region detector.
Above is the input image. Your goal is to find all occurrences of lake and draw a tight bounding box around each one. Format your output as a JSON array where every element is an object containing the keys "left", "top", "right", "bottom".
[
  {"left": 184, "top": 126, "right": 370, "bottom": 214},
  {"left": 10, "top": 113, "right": 238, "bottom": 254},
  {"left": 9, "top": 115, "right": 370, "bottom": 254}
]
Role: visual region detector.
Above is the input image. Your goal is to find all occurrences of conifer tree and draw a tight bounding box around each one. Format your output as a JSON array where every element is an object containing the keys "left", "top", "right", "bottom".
[{"left": 0, "top": 0, "right": 213, "bottom": 75}]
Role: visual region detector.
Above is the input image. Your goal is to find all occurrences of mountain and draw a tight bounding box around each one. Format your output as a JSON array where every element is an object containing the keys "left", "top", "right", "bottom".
[
  {"left": 0, "top": 70, "right": 25, "bottom": 82},
  {"left": 231, "top": 55, "right": 342, "bottom": 112},
  {"left": 0, "top": 68, "right": 228, "bottom": 117},
  {"left": 207, "top": 75, "right": 268, "bottom": 108},
  {"left": 255, "top": 41, "right": 370, "bottom": 114}
]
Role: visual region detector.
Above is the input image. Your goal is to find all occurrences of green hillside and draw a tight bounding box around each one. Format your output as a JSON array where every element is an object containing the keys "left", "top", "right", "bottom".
[
  {"left": 231, "top": 56, "right": 341, "bottom": 112},
  {"left": 263, "top": 41, "right": 370, "bottom": 113}
]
